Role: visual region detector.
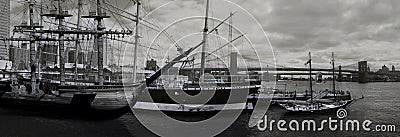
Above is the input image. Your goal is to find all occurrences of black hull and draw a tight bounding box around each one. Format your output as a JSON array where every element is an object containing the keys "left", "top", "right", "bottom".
[
  {"left": 281, "top": 100, "right": 354, "bottom": 114},
  {"left": 0, "top": 82, "right": 136, "bottom": 119},
  {"left": 247, "top": 92, "right": 353, "bottom": 107},
  {"left": 0, "top": 97, "right": 129, "bottom": 120},
  {"left": 0, "top": 90, "right": 130, "bottom": 120},
  {"left": 140, "top": 86, "right": 261, "bottom": 105}
]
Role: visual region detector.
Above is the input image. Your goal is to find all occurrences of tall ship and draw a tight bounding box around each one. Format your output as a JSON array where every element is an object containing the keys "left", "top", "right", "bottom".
[
  {"left": 0, "top": 0, "right": 154, "bottom": 119},
  {"left": 133, "top": 0, "right": 262, "bottom": 112},
  {"left": 0, "top": 0, "right": 223, "bottom": 118},
  {"left": 0, "top": 0, "right": 266, "bottom": 118}
]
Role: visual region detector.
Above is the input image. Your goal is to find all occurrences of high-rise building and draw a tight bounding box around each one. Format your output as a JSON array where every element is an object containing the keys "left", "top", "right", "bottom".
[{"left": 0, "top": 0, "right": 10, "bottom": 60}]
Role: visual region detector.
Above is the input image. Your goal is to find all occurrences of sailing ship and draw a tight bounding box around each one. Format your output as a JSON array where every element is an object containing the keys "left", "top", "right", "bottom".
[
  {"left": 0, "top": 0, "right": 218, "bottom": 118},
  {"left": 133, "top": 0, "right": 262, "bottom": 112},
  {"left": 0, "top": 0, "right": 146, "bottom": 119},
  {"left": 279, "top": 52, "right": 353, "bottom": 113}
]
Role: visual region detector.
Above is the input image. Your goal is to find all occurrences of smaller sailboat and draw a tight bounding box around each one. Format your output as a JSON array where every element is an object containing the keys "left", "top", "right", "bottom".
[{"left": 279, "top": 52, "right": 353, "bottom": 113}]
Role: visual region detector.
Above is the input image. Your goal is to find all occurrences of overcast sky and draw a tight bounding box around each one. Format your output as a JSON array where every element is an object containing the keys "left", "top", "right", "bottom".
[{"left": 10, "top": 0, "right": 400, "bottom": 70}]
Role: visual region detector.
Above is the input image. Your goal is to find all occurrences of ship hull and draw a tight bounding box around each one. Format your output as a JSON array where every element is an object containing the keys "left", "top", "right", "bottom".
[
  {"left": 279, "top": 100, "right": 354, "bottom": 114},
  {"left": 0, "top": 83, "right": 136, "bottom": 120},
  {"left": 134, "top": 85, "right": 261, "bottom": 112},
  {"left": 0, "top": 94, "right": 130, "bottom": 120},
  {"left": 142, "top": 86, "right": 260, "bottom": 104},
  {"left": 57, "top": 84, "right": 138, "bottom": 111}
]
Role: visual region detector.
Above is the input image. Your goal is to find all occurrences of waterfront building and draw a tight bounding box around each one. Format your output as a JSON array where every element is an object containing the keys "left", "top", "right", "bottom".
[
  {"left": 379, "top": 65, "right": 390, "bottom": 73},
  {"left": 0, "top": 0, "right": 10, "bottom": 60}
]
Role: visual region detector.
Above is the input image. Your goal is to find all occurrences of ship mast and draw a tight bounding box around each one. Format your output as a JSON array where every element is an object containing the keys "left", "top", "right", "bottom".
[
  {"left": 133, "top": 0, "right": 140, "bottom": 83},
  {"left": 308, "top": 52, "right": 313, "bottom": 102},
  {"left": 229, "top": 12, "right": 237, "bottom": 77},
  {"left": 74, "top": 0, "right": 82, "bottom": 80},
  {"left": 37, "top": 0, "right": 44, "bottom": 83},
  {"left": 28, "top": 0, "right": 37, "bottom": 93},
  {"left": 200, "top": 0, "right": 210, "bottom": 82},
  {"left": 96, "top": 0, "right": 105, "bottom": 85},
  {"left": 41, "top": 0, "right": 73, "bottom": 86},
  {"left": 229, "top": 12, "right": 233, "bottom": 46},
  {"left": 10, "top": 0, "right": 131, "bottom": 87},
  {"left": 81, "top": 0, "right": 132, "bottom": 85},
  {"left": 82, "top": 0, "right": 110, "bottom": 85},
  {"left": 332, "top": 52, "right": 336, "bottom": 100},
  {"left": 58, "top": 0, "right": 67, "bottom": 85}
]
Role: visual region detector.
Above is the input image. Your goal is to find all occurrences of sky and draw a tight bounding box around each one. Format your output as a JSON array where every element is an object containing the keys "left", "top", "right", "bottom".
[{"left": 9, "top": 0, "right": 400, "bottom": 71}]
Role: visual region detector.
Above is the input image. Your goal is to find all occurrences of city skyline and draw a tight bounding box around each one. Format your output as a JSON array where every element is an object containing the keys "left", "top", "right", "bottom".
[{"left": 8, "top": 0, "right": 400, "bottom": 70}]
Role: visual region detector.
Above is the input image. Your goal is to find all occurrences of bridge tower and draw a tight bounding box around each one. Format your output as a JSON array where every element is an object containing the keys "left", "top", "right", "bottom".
[
  {"left": 338, "top": 65, "right": 343, "bottom": 82},
  {"left": 358, "top": 61, "right": 368, "bottom": 83}
]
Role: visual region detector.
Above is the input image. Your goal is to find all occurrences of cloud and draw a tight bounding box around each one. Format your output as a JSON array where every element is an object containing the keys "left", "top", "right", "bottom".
[{"left": 235, "top": 0, "right": 400, "bottom": 69}]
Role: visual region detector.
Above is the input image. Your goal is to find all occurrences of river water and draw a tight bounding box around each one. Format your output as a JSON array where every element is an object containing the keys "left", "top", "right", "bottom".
[{"left": 0, "top": 81, "right": 398, "bottom": 136}]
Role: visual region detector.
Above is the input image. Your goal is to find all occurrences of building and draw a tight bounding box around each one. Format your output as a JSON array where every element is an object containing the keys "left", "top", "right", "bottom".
[
  {"left": 378, "top": 65, "right": 390, "bottom": 73},
  {"left": 373, "top": 65, "right": 400, "bottom": 82},
  {"left": 358, "top": 61, "right": 368, "bottom": 83},
  {"left": 9, "top": 43, "right": 29, "bottom": 70},
  {"left": 0, "top": 0, "right": 10, "bottom": 60}
]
